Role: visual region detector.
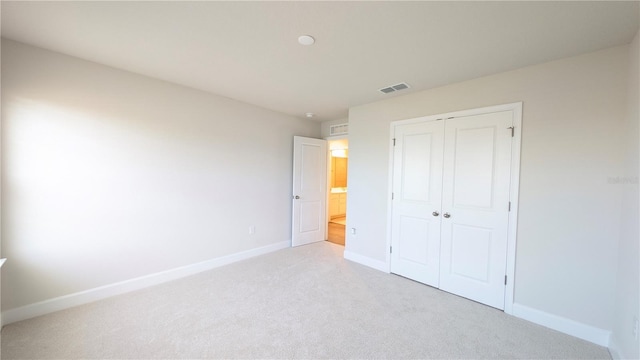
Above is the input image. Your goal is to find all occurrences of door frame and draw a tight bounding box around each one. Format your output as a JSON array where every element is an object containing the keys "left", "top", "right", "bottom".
[{"left": 386, "top": 102, "right": 522, "bottom": 315}]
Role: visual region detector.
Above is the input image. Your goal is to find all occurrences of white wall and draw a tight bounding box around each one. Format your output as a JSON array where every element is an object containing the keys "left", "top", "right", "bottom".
[
  {"left": 611, "top": 29, "right": 640, "bottom": 360},
  {"left": 1, "top": 39, "right": 319, "bottom": 313},
  {"left": 347, "top": 45, "right": 628, "bottom": 336}
]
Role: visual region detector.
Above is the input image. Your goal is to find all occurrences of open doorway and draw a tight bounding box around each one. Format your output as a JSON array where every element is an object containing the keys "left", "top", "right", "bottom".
[{"left": 327, "top": 138, "right": 348, "bottom": 246}]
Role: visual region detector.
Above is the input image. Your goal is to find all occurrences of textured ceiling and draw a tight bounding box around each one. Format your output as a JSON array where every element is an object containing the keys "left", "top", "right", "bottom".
[{"left": 2, "top": 1, "right": 638, "bottom": 122}]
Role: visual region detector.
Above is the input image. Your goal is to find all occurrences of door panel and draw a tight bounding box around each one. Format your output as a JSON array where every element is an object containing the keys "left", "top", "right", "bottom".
[
  {"left": 402, "top": 132, "right": 434, "bottom": 202},
  {"left": 390, "top": 121, "right": 444, "bottom": 287},
  {"left": 292, "top": 136, "right": 327, "bottom": 247},
  {"left": 452, "top": 126, "right": 496, "bottom": 208},
  {"left": 398, "top": 216, "right": 430, "bottom": 264},
  {"left": 299, "top": 202, "right": 321, "bottom": 233},
  {"left": 450, "top": 224, "right": 492, "bottom": 282},
  {"left": 439, "top": 111, "right": 513, "bottom": 309}
]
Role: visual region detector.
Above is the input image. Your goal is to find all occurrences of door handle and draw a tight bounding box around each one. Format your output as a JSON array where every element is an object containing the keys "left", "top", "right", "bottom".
[
  {"left": 432, "top": 211, "right": 439, "bottom": 217},
  {"left": 294, "top": 195, "right": 300, "bottom": 199},
  {"left": 443, "top": 213, "right": 451, "bottom": 218}
]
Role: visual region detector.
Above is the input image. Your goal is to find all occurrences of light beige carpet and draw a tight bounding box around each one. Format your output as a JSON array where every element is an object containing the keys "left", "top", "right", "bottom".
[{"left": 1, "top": 242, "right": 610, "bottom": 359}]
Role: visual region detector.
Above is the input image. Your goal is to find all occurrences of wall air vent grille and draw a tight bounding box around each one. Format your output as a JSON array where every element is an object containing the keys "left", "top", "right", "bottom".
[
  {"left": 379, "top": 82, "right": 410, "bottom": 94},
  {"left": 329, "top": 123, "right": 349, "bottom": 136}
]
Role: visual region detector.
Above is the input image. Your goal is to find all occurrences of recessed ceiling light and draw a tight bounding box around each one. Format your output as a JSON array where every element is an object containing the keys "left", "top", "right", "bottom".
[
  {"left": 298, "top": 35, "right": 315, "bottom": 46},
  {"left": 305, "top": 112, "right": 315, "bottom": 118}
]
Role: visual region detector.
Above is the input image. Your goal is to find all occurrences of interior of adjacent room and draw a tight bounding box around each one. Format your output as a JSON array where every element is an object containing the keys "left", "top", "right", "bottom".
[{"left": 327, "top": 138, "right": 348, "bottom": 246}]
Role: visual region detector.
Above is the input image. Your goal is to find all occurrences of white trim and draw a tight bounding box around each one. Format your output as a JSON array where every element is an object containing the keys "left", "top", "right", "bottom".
[
  {"left": 504, "top": 102, "right": 523, "bottom": 315},
  {"left": 344, "top": 250, "right": 389, "bottom": 273},
  {"left": 390, "top": 102, "right": 523, "bottom": 127},
  {"left": 385, "top": 125, "right": 396, "bottom": 273},
  {"left": 512, "top": 303, "right": 611, "bottom": 347},
  {"left": 608, "top": 338, "right": 631, "bottom": 360},
  {"left": 386, "top": 102, "right": 523, "bottom": 314},
  {"left": 325, "top": 145, "right": 332, "bottom": 240},
  {"left": 1, "top": 241, "right": 289, "bottom": 326},
  {"left": 608, "top": 339, "right": 621, "bottom": 360}
]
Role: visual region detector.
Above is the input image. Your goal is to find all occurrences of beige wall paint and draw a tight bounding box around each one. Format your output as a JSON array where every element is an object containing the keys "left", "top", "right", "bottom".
[
  {"left": 611, "top": 29, "right": 640, "bottom": 359},
  {"left": 347, "top": 45, "right": 628, "bottom": 331},
  {"left": 0, "top": 39, "right": 319, "bottom": 311}
]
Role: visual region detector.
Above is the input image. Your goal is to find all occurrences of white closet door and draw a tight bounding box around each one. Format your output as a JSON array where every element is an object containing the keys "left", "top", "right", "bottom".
[
  {"left": 390, "top": 121, "right": 445, "bottom": 287},
  {"left": 438, "top": 111, "right": 513, "bottom": 309}
]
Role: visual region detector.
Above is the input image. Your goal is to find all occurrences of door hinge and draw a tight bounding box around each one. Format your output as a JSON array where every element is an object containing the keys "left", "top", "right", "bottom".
[
  {"left": 392, "top": 138, "right": 396, "bottom": 146},
  {"left": 504, "top": 275, "right": 507, "bottom": 285},
  {"left": 508, "top": 126, "right": 514, "bottom": 137},
  {"left": 390, "top": 246, "right": 393, "bottom": 254},
  {"left": 392, "top": 192, "right": 394, "bottom": 200},
  {"left": 508, "top": 202, "right": 511, "bottom": 211}
]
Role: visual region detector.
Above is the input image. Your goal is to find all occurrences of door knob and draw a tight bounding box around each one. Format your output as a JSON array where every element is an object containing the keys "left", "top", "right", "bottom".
[
  {"left": 294, "top": 195, "right": 300, "bottom": 199},
  {"left": 443, "top": 213, "right": 451, "bottom": 218},
  {"left": 432, "top": 211, "right": 439, "bottom": 217}
]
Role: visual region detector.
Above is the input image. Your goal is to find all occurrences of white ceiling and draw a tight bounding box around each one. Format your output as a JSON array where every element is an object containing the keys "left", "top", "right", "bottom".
[{"left": 1, "top": 1, "right": 638, "bottom": 122}]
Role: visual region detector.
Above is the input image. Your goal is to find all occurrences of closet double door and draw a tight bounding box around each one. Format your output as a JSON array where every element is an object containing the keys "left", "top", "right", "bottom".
[{"left": 390, "top": 110, "right": 513, "bottom": 310}]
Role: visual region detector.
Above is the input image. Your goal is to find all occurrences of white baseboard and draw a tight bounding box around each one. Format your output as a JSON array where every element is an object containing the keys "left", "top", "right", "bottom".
[
  {"left": 343, "top": 250, "right": 389, "bottom": 273},
  {"left": 608, "top": 336, "right": 639, "bottom": 360},
  {"left": 608, "top": 339, "right": 624, "bottom": 359},
  {"left": 2, "top": 240, "right": 290, "bottom": 326},
  {"left": 512, "top": 303, "right": 611, "bottom": 347},
  {"left": 341, "top": 253, "right": 611, "bottom": 348}
]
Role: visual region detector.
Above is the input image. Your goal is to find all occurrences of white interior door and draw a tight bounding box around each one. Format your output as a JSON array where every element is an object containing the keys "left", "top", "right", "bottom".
[
  {"left": 438, "top": 111, "right": 513, "bottom": 309},
  {"left": 390, "top": 121, "right": 445, "bottom": 287},
  {"left": 292, "top": 136, "right": 327, "bottom": 247}
]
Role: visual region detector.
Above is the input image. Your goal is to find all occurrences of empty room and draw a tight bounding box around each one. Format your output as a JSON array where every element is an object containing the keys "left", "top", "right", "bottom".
[{"left": 1, "top": 1, "right": 639, "bottom": 359}]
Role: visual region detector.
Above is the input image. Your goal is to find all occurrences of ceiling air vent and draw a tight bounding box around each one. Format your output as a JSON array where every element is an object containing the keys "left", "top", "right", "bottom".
[
  {"left": 379, "top": 82, "right": 410, "bottom": 94},
  {"left": 330, "top": 123, "right": 348, "bottom": 136}
]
